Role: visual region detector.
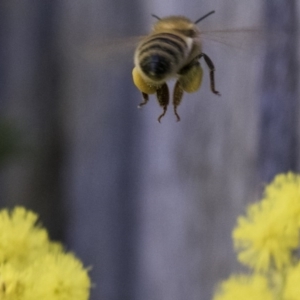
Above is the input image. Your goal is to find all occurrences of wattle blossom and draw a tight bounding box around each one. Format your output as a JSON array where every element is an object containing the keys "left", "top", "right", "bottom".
[
  {"left": 213, "top": 274, "right": 273, "bottom": 300},
  {"left": 213, "top": 173, "right": 300, "bottom": 299},
  {"left": 0, "top": 207, "right": 91, "bottom": 300},
  {"left": 233, "top": 173, "right": 300, "bottom": 272}
]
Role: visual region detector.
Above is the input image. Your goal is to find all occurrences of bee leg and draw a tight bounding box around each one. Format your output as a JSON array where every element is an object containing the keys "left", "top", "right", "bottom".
[
  {"left": 200, "top": 53, "right": 220, "bottom": 95},
  {"left": 138, "top": 92, "right": 149, "bottom": 108},
  {"left": 156, "top": 83, "right": 169, "bottom": 123},
  {"left": 173, "top": 81, "right": 184, "bottom": 122}
]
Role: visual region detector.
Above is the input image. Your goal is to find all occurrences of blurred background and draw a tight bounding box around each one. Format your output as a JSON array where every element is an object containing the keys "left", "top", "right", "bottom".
[{"left": 0, "top": 0, "right": 299, "bottom": 299}]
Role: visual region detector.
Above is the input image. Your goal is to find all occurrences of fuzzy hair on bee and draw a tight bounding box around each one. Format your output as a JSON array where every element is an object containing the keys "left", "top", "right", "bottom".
[{"left": 132, "top": 10, "right": 220, "bottom": 122}]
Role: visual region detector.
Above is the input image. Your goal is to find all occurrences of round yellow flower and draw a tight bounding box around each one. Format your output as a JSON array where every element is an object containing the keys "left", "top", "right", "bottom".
[
  {"left": 283, "top": 262, "right": 300, "bottom": 300},
  {"left": 25, "top": 253, "right": 91, "bottom": 300},
  {"left": 213, "top": 274, "right": 273, "bottom": 300},
  {"left": 0, "top": 263, "right": 31, "bottom": 300},
  {"left": 0, "top": 207, "right": 49, "bottom": 267},
  {"left": 233, "top": 173, "right": 300, "bottom": 272},
  {"left": 0, "top": 207, "right": 91, "bottom": 300},
  {"left": 263, "top": 173, "right": 300, "bottom": 227}
]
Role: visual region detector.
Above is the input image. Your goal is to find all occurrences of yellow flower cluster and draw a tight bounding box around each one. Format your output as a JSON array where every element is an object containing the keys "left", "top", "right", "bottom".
[
  {"left": 233, "top": 173, "right": 300, "bottom": 272},
  {"left": 0, "top": 207, "right": 91, "bottom": 300},
  {"left": 213, "top": 173, "right": 300, "bottom": 300},
  {"left": 214, "top": 274, "right": 273, "bottom": 300}
]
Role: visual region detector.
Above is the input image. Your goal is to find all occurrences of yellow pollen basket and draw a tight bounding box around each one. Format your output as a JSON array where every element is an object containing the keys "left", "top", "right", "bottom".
[
  {"left": 179, "top": 64, "right": 203, "bottom": 93},
  {"left": 132, "top": 67, "right": 157, "bottom": 94}
]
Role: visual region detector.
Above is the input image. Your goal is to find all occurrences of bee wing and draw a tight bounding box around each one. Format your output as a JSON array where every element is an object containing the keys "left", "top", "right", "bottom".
[
  {"left": 200, "top": 27, "right": 264, "bottom": 54},
  {"left": 79, "top": 28, "right": 265, "bottom": 64},
  {"left": 80, "top": 36, "right": 145, "bottom": 64}
]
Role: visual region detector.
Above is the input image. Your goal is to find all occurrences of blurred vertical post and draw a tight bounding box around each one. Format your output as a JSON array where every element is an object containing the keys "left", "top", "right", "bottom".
[
  {"left": 58, "top": 1, "right": 144, "bottom": 300},
  {"left": 259, "top": 0, "right": 299, "bottom": 182},
  {"left": 0, "top": 1, "right": 64, "bottom": 239}
]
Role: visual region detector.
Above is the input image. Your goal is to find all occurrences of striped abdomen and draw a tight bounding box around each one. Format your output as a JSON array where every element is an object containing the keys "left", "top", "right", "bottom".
[{"left": 135, "top": 32, "right": 190, "bottom": 82}]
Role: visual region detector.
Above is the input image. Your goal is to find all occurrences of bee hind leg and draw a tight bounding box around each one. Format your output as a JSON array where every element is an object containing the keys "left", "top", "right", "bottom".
[
  {"left": 173, "top": 81, "right": 184, "bottom": 122},
  {"left": 156, "top": 83, "right": 169, "bottom": 123},
  {"left": 174, "top": 61, "right": 203, "bottom": 121},
  {"left": 178, "top": 61, "right": 203, "bottom": 93}
]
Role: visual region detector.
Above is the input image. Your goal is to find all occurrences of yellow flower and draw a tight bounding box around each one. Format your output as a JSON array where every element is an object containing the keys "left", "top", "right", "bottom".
[
  {"left": 233, "top": 173, "right": 300, "bottom": 272},
  {"left": 0, "top": 263, "right": 30, "bottom": 300},
  {"left": 0, "top": 207, "right": 49, "bottom": 267},
  {"left": 233, "top": 202, "right": 298, "bottom": 272},
  {"left": 0, "top": 207, "right": 91, "bottom": 300},
  {"left": 0, "top": 254, "right": 91, "bottom": 300},
  {"left": 25, "top": 253, "right": 91, "bottom": 300},
  {"left": 213, "top": 274, "right": 273, "bottom": 300},
  {"left": 283, "top": 262, "right": 300, "bottom": 300},
  {"left": 263, "top": 173, "right": 300, "bottom": 227}
]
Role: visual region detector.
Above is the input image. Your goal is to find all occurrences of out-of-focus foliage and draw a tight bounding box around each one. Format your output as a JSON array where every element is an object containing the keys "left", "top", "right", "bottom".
[{"left": 0, "top": 120, "right": 23, "bottom": 165}]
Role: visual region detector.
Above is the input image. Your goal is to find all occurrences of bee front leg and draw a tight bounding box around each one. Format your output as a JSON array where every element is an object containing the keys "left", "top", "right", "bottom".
[
  {"left": 200, "top": 53, "right": 220, "bottom": 96},
  {"left": 156, "top": 83, "right": 169, "bottom": 123},
  {"left": 173, "top": 81, "right": 184, "bottom": 122},
  {"left": 132, "top": 67, "right": 158, "bottom": 109},
  {"left": 138, "top": 92, "right": 149, "bottom": 108}
]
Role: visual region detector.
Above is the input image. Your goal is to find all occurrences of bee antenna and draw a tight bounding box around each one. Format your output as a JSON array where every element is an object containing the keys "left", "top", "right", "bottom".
[
  {"left": 151, "top": 14, "right": 161, "bottom": 20},
  {"left": 194, "top": 10, "right": 215, "bottom": 24}
]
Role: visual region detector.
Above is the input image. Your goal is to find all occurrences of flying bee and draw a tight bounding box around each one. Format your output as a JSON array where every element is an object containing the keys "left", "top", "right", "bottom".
[{"left": 132, "top": 10, "right": 221, "bottom": 122}]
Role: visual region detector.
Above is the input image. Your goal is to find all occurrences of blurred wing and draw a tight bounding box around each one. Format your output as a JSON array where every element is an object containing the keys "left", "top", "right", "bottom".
[
  {"left": 200, "top": 27, "right": 265, "bottom": 54},
  {"left": 80, "top": 36, "right": 144, "bottom": 64},
  {"left": 79, "top": 28, "right": 265, "bottom": 64}
]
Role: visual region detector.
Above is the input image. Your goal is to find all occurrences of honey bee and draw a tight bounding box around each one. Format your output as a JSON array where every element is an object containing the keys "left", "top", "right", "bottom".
[{"left": 132, "top": 10, "right": 221, "bottom": 122}]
